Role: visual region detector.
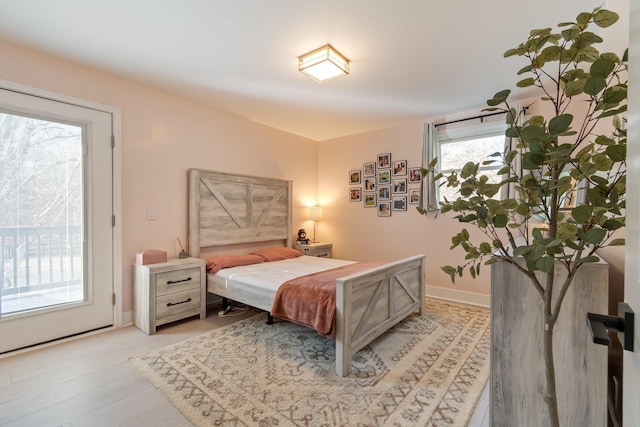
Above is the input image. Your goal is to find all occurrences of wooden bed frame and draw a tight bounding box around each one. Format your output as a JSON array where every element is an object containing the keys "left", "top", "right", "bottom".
[{"left": 188, "top": 168, "right": 426, "bottom": 376}]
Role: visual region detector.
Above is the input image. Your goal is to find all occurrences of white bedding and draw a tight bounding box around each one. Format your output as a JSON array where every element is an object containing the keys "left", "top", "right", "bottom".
[{"left": 209, "top": 255, "right": 355, "bottom": 293}]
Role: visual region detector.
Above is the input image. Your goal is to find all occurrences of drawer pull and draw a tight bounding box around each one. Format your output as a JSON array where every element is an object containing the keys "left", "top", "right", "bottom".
[
  {"left": 167, "top": 297, "right": 192, "bottom": 307},
  {"left": 167, "top": 277, "right": 192, "bottom": 285}
]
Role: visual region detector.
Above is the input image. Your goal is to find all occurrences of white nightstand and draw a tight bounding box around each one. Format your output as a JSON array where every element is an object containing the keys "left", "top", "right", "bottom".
[
  {"left": 134, "top": 257, "right": 206, "bottom": 335},
  {"left": 294, "top": 242, "right": 333, "bottom": 258}
]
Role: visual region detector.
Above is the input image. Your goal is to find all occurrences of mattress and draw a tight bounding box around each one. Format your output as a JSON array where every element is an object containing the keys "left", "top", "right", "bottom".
[{"left": 209, "top": 255, "right": 355, "bottom": 294}]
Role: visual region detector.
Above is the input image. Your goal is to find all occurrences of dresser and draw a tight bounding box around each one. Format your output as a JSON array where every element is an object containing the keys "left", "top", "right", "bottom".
[
  {"left": 134, "top": 257, "right": 206, "bottom": 335},
  {"left": 294, "top": 242, "right": 333, "bottom": 258}
]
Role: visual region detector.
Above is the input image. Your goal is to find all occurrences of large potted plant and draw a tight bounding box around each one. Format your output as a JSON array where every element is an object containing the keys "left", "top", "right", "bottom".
[{"left": 419, "top": 7, "right": 627, "bottom": 427}]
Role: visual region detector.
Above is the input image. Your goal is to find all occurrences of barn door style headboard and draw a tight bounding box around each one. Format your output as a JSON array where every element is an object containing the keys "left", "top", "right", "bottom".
[{"left": 188, "top": 169, "right": 293, "bottom": 257}]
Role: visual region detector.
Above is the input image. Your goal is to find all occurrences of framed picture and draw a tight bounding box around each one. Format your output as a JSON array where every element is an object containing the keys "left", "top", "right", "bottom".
[
  {"left": 363, "top": 162, "right": 376, "bottom": 177},
  {"left": 393, "top": 178, "right": 407, "bottom": 194},
  {"left": 349, "top": 187, "right": 362, "bottom": 202},
  {"left": 378, "top": 169, "right": 390, "bottom": 184},
  {"left": 409, "top": 188, "right": 420, "bottom": 204},
  {"left": 392, "top": 160, "right": 407, "bottom": 176},
  {"left": 364, "top": 177, "right": 376, "bottom": 191},
  {"left": 378, "top": 201, "right": 391, "bottom": 217},
  {"left": 409, "top": 167, "right": 422, "bottom": 183},
  {"left": 393, "top": 196, "right": 407, "bottom": 211},
  {"left": 378, "top": 185, "right": 391, "bottom": 201},
  {"left": 377, "top": 153, "right": 391, "bottom": 169},
  {"left": 364, "top": 192, "right": 377, "bottom": 207},
  {"left": 349, "top": 170, "right": 361, "bottom": 185}
]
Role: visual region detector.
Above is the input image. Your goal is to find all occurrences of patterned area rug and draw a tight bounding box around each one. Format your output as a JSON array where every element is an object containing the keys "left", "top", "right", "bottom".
[{"left": 130, "top": 299, "right": 489, "bottom": 426}]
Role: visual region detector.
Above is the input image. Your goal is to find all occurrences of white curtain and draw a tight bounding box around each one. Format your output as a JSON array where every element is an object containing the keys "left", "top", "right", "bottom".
[
  {"left": 500, "top": 104, "right": 524, "bottom": 200},
  {"left": 420, "top": 122, "right": 438, "bottom": 212}
]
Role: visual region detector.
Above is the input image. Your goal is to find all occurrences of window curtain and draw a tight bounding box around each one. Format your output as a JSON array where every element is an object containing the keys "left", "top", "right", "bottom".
[{"left": 419, "top": 122, "right": 438, "bottom": 212}]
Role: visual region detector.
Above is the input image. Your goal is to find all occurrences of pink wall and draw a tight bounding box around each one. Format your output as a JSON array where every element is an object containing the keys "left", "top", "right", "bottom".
[{"left": 0, "top": 40, "right": 319, "bottom": 316}]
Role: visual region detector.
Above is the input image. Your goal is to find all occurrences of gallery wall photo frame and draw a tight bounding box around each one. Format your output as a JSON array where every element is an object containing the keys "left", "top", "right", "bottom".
[
  {"left": 378, "top": 169, "right": 390, "bottom": 184},
  {"left": 364, "top": 177, "right": 376, "bottom": 191},
  {"left": 378, "top": 185, "right": 391, "bottom": 201},
  {"left": 349, "top": 170, "right": 361, "bottom": 185},
  {"left": 409, "top": 188, "right": 420, "bottom": 204},
  {"left": 363, "top": 162, "right": 376, "bottom": 177},
  {"left": 364, "top": 192, "right": 376, "bottom": 207},
  {"left": 377, "top": 153, "right": 391, "bottom": 169},
  {"left": 392, "top": 178, "right": 407, "bottom": 194},
  {"left": 393, "top": 196, "right": 407, "bottom": 211},
  {"left": 378, "top": 201, "right": 391, "bottom": 217},
  {"left": 392, "top": 160, "right": 407, "bottom": 176},
  {"left": 350, "top": 187, "right": 362, "bottom": 202},
  {"left": 409, "top": 167, "right": 421, "bottom": 183}
]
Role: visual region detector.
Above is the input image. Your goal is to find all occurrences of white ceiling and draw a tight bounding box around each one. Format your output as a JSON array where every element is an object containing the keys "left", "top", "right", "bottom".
[{"left": 0, "top": 0, "right": 612, "bottom": 141}]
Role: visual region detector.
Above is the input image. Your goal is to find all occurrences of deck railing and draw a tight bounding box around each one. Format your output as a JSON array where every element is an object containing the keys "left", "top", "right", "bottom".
[{"left": 1, "top": 226, "right": 83, "bottom": 296}]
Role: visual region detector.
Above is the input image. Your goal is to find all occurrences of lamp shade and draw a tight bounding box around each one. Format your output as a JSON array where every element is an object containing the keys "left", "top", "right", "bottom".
[
  {"left": 298, "top": 45, "right": 349, "bottom": 83},
  {"left": 308, "top": 206, "right": 323, "bottom": 222}
]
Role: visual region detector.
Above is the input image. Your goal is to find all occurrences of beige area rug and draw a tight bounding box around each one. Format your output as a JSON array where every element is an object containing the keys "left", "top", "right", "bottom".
[{"left": 130, "top": 299, "right": 489, "bottom": 426}]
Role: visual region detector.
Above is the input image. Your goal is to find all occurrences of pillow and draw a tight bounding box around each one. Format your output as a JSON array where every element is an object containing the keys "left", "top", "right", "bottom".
[
  {"left": 206, "top": 254, "right": 264, "bottom": 274},
  {"left": 250, "top": 246, "right": 303, "bottom": 262}
]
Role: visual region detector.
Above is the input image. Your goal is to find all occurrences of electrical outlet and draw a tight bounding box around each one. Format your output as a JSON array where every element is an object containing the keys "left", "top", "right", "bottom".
[{"left": 147, "top": 207, "right": 157, "bottom": 220}]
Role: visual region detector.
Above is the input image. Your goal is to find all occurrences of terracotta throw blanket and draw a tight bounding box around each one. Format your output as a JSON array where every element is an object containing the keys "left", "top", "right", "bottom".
[{"left": 271, "top": 261, "right": 383, "bottom": 338}]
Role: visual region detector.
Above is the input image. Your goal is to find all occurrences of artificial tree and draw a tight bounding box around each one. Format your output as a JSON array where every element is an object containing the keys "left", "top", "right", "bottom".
[{"left": 419, "top": 7, "right": 627, "bottom": 427}]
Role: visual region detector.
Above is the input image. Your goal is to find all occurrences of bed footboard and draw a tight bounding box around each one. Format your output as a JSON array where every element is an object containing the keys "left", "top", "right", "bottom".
[{"left": 335, "top": 254, "right": 426, "bottom": 377}]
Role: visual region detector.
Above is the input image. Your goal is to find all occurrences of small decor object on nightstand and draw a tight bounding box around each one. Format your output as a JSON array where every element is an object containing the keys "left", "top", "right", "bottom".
[
  {"left": 296, "top": 229, "right": 310, "bottom": 245},
  {"left": 176, "top": 237, "right": 189, "bottom": 258}
]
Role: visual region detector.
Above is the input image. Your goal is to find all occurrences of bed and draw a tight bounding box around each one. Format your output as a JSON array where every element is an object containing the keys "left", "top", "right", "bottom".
[{"left": 188, "top": 168, "right": 426, "bottom": 376}]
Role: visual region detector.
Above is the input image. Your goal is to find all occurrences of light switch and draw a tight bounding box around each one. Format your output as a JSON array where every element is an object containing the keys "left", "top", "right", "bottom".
[{"left": 147, "top": 207, "right": 157, "bottom": 220}]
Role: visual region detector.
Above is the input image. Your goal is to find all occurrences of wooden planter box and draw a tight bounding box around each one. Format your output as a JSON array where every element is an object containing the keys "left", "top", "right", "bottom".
[{"left": 490, "top": 259, "right": 608, "bottom": 426}]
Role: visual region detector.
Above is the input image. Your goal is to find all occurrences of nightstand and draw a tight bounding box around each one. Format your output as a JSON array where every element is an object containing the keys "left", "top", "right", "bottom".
[
  {"left": 134, "top": 257, "right": 206, "bottom": 335},
  {"left": 294, "top": 242, "right": 333, "bottom": 258}
]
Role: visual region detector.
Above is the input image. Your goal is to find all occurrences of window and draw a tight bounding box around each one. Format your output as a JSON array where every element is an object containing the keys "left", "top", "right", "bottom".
[{"left": 435, "top": 121, "right": 506, "bottom": 203}]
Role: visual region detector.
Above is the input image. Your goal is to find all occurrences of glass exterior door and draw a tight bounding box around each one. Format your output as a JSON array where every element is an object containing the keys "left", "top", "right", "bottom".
[{"left": 0, "top": 88, "right": 113, "bottom": 353}]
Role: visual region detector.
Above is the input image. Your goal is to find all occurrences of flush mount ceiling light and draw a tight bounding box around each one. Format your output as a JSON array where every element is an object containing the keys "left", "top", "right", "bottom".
[{"left": 298, "top": 44, "right": 349, "bottom": 83}]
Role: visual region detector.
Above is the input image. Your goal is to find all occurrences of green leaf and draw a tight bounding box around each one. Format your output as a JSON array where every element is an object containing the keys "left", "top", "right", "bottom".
[
  {"left": 577, "top": 255, "right": 601, "bottom": 264},
  {"left": 585, "top": 228, "right": 607, "bottom": 244},
  {"left": 606, "top": 145, "right": 626, "bottom": 162},
  {"left": 492, "top": 215, "right": 508, "bottom": 228},
  {"left": 571, "top": 205, "right": 593, "bottom": 223},
  {"left": 593, "top": 9, "right": 619, "bottom": 28},
  {"left": 487, "top": 89, "right": 511, "bottom": 106},
  {"left": 609, "top": 238, "right": 626, "bottom": 246},
  {"left": 480, "top": 242, "right": 492, "bottom": 254},
  {"left": 469, "top": 266, "right": 476, "bottom": 279},
  {"left": 590, "top": 58, "right": 616, "bottom": 78},
  {"left": 602, "top": 219, "right": 623, "bottom": 230},
  {"left": 565, "top": 80, "right": 584, "bottom": 97},
  {"left": 442, "top": 266, "right": 457, "bottom": 283},
  {"left": 536, "top": 256, "right": 554, "bottom": 273},
  {"left": 548, "top": 114, "right": 573, "bottom": 135},
  {"left": 584, "top": 77, "right": 607, "bottom": 96},
  {"left": 516, "top": 78, "right": 536, "bottom": 88},
  {"left": 517, "top": 64, "right": 533, "bottom": 75},
  {"left": 513, "top": 245, "right": 532, "bottom": 256}
]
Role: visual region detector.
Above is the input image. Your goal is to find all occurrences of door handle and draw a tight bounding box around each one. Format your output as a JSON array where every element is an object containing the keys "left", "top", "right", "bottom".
[{"left": 587, "top": 302, "right": 634, "bottom": 352}]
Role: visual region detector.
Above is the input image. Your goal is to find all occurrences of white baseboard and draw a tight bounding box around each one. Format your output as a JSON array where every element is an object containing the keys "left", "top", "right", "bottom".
[
  {"left": 121, "top": 310, "right": 133, "bottom": 327},
  {"left": 426, "top": 285, "right": 490, "bottom": 308}
]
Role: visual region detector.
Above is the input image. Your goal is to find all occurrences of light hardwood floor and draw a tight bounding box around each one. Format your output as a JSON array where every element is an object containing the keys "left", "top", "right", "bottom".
[{"left": 0, "top": 306, "right": 489, "bottom": 426}]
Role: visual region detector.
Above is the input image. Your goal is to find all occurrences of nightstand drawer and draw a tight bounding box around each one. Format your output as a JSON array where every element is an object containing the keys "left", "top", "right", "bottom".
[
  {"left": 156, "top": 267, "right": 201, "bottom": 295},
  {"left": 156, "top": 287, "right": 202, "bottom": 320},
  {"left": 295, "top": 243, "right": 333, "bottom": 258}
]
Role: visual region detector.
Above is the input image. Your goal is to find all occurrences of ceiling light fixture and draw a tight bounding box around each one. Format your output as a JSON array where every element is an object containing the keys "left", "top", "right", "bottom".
[{"left": 298, "top": 44, "right": 349, "bottom": 83}]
